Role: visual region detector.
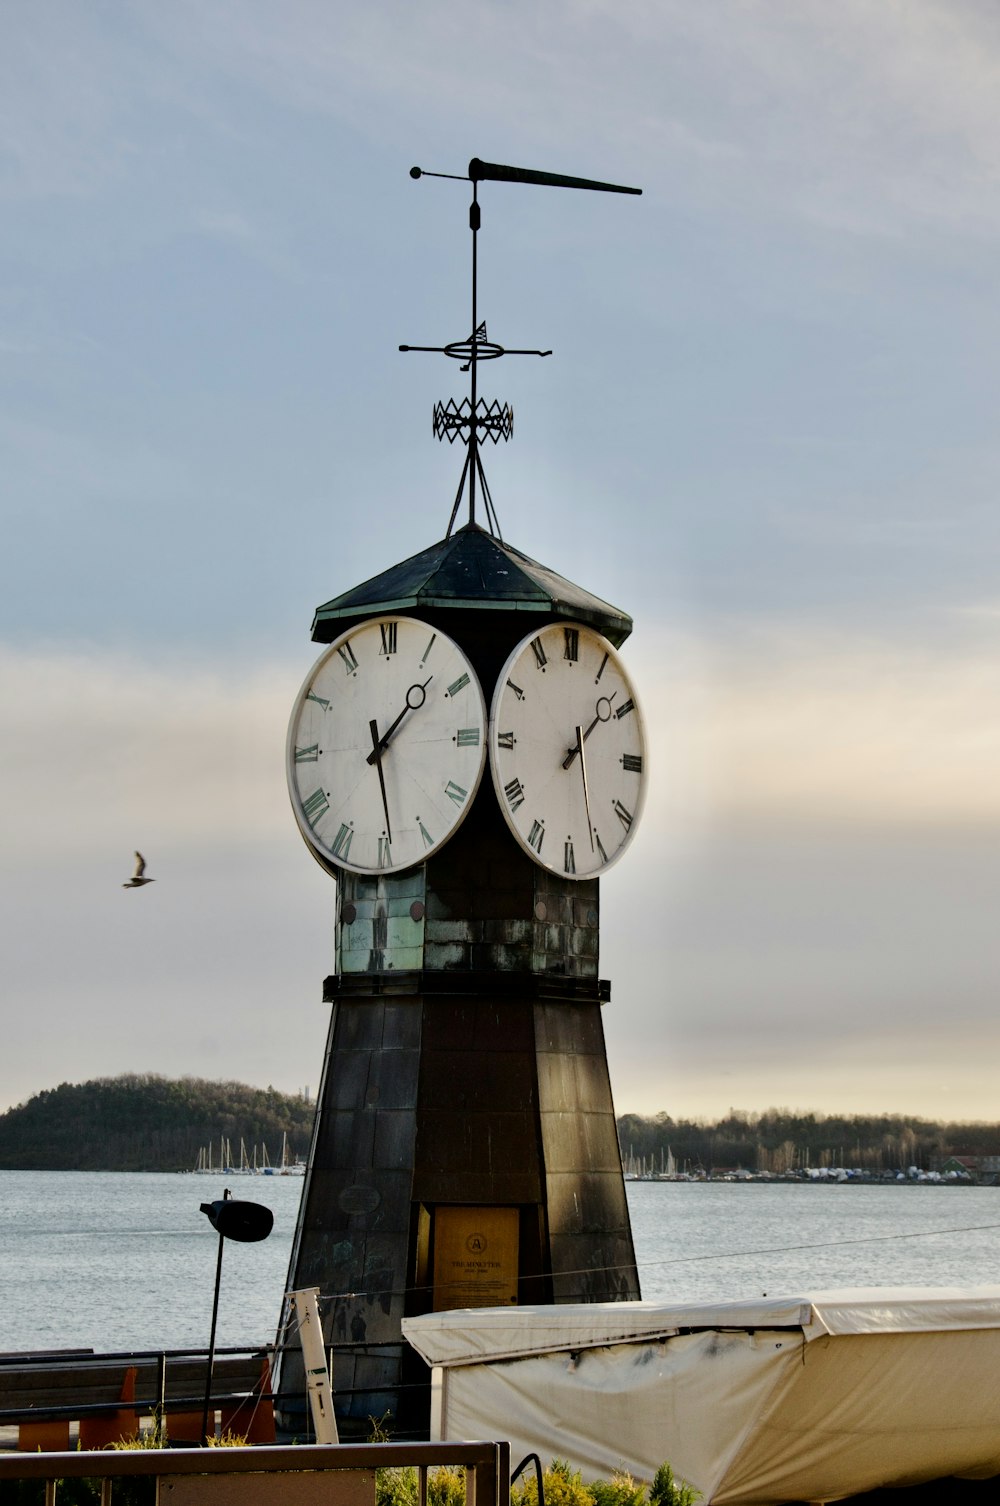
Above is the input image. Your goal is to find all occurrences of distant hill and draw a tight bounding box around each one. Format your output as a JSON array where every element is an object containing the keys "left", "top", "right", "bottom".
[
  {"left": 0, "top": 1074, "right": 315, "bottom": 1172},
  {"left": 617, "top": 1108, "right": 1000, "bottom": 1176}
]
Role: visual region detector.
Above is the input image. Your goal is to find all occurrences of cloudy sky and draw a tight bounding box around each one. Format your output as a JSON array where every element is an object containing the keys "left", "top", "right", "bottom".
[{"left": 5, "top": 0, "right": 1000, "bottom": 1123}]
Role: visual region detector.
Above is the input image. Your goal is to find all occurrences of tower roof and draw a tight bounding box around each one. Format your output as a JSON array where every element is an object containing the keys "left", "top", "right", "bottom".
[{"left": 311, "top": 522, "right": 632, "bottom": 646}]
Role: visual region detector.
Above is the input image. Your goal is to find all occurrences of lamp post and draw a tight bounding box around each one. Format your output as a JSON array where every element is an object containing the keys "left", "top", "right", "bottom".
[{"left": 199, "top": 1189, "right": 273, "bottom": 1443}]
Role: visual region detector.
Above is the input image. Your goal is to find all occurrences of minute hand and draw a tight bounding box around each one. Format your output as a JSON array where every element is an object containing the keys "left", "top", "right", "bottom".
[
  {"left": 562, "top": 691, "right": 617, "bottom": 770},
  {"left": 574, "top": 724, "right": 595, "bottom": 851},
  {"left": 366, "top": 676, "right": 432, "bottom": 764}
]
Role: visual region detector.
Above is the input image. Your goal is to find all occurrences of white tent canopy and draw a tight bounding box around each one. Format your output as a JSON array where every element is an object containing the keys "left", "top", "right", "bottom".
[{"left": 403, "top": 1288, "right": 1000, "bottom": 1505}]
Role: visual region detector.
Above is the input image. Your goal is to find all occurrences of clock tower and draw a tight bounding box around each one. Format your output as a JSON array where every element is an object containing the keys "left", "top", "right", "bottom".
[{"left": 278, "top": 160, "right": 644, "bottom": 1440}]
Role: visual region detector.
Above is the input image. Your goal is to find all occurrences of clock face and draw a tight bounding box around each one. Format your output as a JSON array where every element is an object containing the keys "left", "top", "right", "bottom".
[
  {"left": 287, "top": 616, "right": 487, "bottom": 875},
  {"left": 489, "top": 622, "right": 647, "bottom": 879}
]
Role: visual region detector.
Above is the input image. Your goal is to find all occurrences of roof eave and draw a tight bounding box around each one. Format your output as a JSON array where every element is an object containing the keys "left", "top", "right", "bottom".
[{"left": 311, "top": 596, "right": 632, "bottom": 646}]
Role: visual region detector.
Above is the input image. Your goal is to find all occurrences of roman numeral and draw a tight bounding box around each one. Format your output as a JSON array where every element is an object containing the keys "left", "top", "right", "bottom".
[
  {"left": 302, "top": 788, "right": 329, "bottom": 826},
  {"left": 378, "top": 837, "right": 392, "bottom": 867},
  {"left": 447, "top": 671, "right": 470, "bottom": 697},
  {"left": 594, "top": 830, "right": 608, "bottom": 864},
  {"left": 613, "top": 800, "right": 633, "bottom": 832},
  {"left": 456, "top": 727, "right": 480, "bottom": 747},
  {"left": 305, "top": 690, "right": 330, "bottom": 709},
  {"left": 622, "top": 753, "right": 643, "bottom": 773},
  {"left": 530, "top": 637, "right": 547, "bottom": 669},
  {"left": 595, "top": 652, "right": 609, "bottom": 683},
  {"left": 444, "top": 780, "right": 467, "bottom": 806},
  {"left": 294, "top": 744, "right": 319, "bottom": 763},
  {"left": 506, "top": 678, "right": 525, "bottom": 701},
  {"left": 564, "top": 840, "right": 576, "bottom": 874},
  {"left": 421, "top": 633, "right": 437, "bottom": 665},
  {"left": 497, "top": 731, "right": 515, "bottom": 750},
  {"left": 615, "top": 698, "right": 635, "bottom": 720},
  {"left": 563, "top": 627, "right": 579, "bottom": 662},
  {"left": 418, "top": 819, "right": 434, "bottom": 848},
  {"left": 527, "top": 819, "right": 545, "bottom": 854},
  {"left": 337, "top": 640, "right": 359, "bottom": 675},
  {"left": 379, "top": 621, "right": 397, "bottom": 656},
  {"left": 504, "top": 777, "right": 525, "bottom": 812},
  {"left": 331, "top": 822, "right": 353, "bottom": 858}
]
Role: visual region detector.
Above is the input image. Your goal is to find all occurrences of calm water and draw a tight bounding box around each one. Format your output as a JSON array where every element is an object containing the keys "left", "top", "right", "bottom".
[
  {"left": 627, "top": 1180, "right": 1000, "bottom": 1301},
  {"left": 1, "top": 1172, "right": 998, "bottom": 1354}
]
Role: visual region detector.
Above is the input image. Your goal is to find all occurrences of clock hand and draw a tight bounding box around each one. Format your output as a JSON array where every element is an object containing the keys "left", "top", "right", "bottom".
[
  {"left": 369, "top": 718, "right": 392, "bottom": 843},
  {"left": 574, "top": 724, "right": 595, "bottom": 851},
  {"left": 366, "top": 676, "right": 433, "bottom": 764},
  {"left": 562, "top": 691, "right": 618, "bottom": 770}
]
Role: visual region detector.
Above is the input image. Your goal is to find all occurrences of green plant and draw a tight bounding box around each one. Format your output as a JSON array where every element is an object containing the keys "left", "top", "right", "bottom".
[
  {"left": 427, "top": 1465, "right": 466, "bottom": 1506},
  {"left": 648, "top": 1462, "right": 700, "bottom": 1506},
  {"left": 109, "top": 1424, "right": 166, "bottom": 1450},
  {"left": 512, "top": 1459, "right": 593, "bottom": 1506},
  {"left": 368, "top": 1411, "right": 395, "bottom": 1443},
  {"left": 589, "top": 1470, "right": 646, "bottom": 1506},
  {"left": 510, "top": 1458, "right": 699, "bottom": 1506},
  {"left": 376, "top": 1465, "right": 419, "bottom": 1506}
]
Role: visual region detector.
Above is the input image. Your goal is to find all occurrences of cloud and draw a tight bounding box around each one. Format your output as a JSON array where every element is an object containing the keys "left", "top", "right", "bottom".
[
  {"left": 6, "top": 619, "right": 1000, "bottom": 872},
  {"left": 1, "top": 645, "right": 298, "bottom": 857},
  {"left": 631, "top": 621, "right": 1000, "bottom": 831},
  {"left": 10, "top": 1, "right": 1000, "bottom": 247},
  {"left": 124, "top": 0, "right": 1000, "bottom": 242},
  {"left": 4, "top": 630, "right": 1000, "bottom": 1117}
]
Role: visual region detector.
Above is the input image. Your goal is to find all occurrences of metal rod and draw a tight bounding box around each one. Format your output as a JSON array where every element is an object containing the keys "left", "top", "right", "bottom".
[
  {"left": 446, "top": 443, "right": 472, "bottom": 537},
  {"left": 157, "top": 1350, "right": 166, "bottom": 1441},
  {"left": 469, "top": 180, "right": 479, "bottom": 527},
  {"left": 201, "top": 1228, "right": 226, "bottom": 1443}
]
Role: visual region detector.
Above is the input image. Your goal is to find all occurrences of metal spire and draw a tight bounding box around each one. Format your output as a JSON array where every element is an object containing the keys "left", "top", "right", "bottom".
[{"left": 401, "top": 157, "right": 641, "bottom": 539}]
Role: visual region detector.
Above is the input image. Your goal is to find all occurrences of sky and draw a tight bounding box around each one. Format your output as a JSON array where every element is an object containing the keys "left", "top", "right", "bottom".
[{"left": 5, "top": 0, "right": 1000, "bottom": 1123}]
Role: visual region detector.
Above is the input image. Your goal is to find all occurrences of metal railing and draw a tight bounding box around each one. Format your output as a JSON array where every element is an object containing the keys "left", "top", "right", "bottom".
[{"left": 0, "top": 1439, "right": 511, "bottom": 1506}]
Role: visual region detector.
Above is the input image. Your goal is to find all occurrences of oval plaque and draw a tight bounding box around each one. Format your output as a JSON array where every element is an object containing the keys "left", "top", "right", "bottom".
[{"left": 339, "top": 1185, "right": 382, "bottom": 1215}]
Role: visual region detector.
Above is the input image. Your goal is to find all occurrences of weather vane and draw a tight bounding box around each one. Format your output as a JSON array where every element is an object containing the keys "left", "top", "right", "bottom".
[{"left": 402, "top": 157, "right": 642, "bottom": 539}]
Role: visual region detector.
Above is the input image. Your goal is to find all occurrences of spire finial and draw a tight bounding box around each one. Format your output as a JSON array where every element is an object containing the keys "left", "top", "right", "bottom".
[{"left": 400, "top": 158, "right": 641, "bottom": 539}]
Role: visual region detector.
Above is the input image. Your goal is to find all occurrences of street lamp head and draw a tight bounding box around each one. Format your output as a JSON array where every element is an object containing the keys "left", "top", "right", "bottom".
[{"left": 200, "top": 1197, "right": 274, "bottom": 1244}]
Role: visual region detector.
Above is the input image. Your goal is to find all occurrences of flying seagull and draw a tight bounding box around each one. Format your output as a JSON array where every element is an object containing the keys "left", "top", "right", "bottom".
[{"left": 123, "top": 851, "right": 155, "bottom": 889}]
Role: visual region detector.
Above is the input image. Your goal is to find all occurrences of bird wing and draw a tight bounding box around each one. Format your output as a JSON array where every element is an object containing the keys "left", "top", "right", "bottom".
[{"left": 133, "top": 852, "right": 146, "bottom": 878}]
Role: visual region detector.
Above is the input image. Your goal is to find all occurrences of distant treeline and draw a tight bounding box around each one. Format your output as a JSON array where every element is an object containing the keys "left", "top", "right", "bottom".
[
  {"left": 617, "top": 1109, "right": 1000, "bottom": 1174},
  {"left": 0, "top": 1074, "right": 314, "bottom": 1172},
  {"left": 4, "top": 1077, "right": 998, "bottom": 1176}
]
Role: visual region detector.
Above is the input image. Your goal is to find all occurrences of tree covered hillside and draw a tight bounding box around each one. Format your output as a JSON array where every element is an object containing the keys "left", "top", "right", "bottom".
[
  {"left": 0, "top": 1074, "right": 315, "bottom": 1172},
  {"left": 618, "top": 1108, "right": 1000, "bottom": 1174}
]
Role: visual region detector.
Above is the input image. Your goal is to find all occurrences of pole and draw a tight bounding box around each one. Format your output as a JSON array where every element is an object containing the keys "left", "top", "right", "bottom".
[
  {"left": 201, "top": 1191, "right": 230, "bottom": 1443},
  {"left": 468, "top": 181, "right": 479, "bottom": 527},
  {"left": 291, "top": 1287, "right": 339, "bottom": 1443}
]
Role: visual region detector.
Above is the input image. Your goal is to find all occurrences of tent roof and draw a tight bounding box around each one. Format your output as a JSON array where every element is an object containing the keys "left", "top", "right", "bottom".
[
  {"left": 404, "top": 1288, "right": 1000, "bottom": 1503},
  {"left": 402, "top": 1287, "right": 1000, "bottom": 1367}
]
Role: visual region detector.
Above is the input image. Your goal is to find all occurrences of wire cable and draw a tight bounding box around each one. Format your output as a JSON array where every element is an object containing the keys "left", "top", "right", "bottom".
[{"left": 291, "top": 1217, "right": 1000, "bottom": 1309}]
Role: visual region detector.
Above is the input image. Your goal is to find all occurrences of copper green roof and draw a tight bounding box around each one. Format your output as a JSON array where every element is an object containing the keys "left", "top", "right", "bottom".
[{"left": 311, "top": 522, "right": 632, "bottom": 646}]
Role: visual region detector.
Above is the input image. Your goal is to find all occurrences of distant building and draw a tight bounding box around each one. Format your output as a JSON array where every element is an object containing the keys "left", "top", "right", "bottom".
[{"left": 940, "top": 1156, "right": 978, "bottom": 1178}]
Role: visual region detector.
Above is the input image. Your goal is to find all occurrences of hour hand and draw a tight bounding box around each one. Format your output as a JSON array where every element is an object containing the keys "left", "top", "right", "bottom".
[{"left": 369, "top": 718, "right": 392, "bottom": 842}]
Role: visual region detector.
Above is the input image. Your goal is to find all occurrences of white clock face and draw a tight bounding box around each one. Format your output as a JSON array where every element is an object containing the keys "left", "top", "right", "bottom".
[
  {"left": 287, "top": 616, "right": 487, "bottom": 875},
  {"left": 489, "top": 622, "right": 647, "bottom": 879}
]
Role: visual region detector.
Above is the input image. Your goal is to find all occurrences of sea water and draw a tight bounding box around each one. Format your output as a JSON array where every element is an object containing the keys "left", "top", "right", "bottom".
[{"left": 1, "top": 1171, "right": 998, "bottom": 1354}]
